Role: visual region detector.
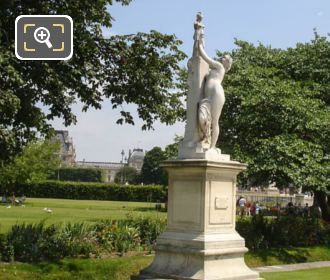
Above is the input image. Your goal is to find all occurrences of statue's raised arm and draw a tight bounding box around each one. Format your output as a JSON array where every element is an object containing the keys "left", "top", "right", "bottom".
[{"left": 198, "top": 41, "right": 222, "bottom": 69}]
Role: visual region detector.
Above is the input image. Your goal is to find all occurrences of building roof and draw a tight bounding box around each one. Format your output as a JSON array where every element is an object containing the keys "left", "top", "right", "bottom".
[{"left": 129, "top": 148, "right": 145, "bottom": 162}]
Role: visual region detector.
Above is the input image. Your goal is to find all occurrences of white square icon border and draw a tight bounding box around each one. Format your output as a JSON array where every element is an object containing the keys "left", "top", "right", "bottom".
[{"left": 15, "top": 15, "right": 73, "bottom": 61}]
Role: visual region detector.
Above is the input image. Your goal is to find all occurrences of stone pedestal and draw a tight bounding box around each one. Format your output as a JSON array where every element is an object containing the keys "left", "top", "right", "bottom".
[{"left": 133, "top": 159, "right": 261, "bottom": 280}]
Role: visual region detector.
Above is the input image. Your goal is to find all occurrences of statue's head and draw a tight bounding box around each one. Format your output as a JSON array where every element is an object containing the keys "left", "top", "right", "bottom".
[{"left": 219, "top": 55, "right": 233, "bottom": 72}]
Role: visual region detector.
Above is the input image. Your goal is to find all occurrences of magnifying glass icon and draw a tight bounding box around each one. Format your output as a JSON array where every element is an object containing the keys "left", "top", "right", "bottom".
[{"left": 34, "top": 27, "right": 52, "bottom": 48}]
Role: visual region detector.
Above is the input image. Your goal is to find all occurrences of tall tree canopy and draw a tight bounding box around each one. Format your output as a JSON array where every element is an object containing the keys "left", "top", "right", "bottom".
[
  {"left": 218, "top": 33, "right": 330, "bottom": 218},
  {"left": 0, "top": 0, "right": 186, "bottom": 161}
]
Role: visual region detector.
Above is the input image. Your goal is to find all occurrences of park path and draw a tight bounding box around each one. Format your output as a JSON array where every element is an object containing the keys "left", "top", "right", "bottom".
[{"left": 253, "top": 261, "right": 330, "bottom": 272}]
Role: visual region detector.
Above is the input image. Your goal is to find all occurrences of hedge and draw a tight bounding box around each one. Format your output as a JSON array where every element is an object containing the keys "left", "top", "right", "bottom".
[
  {"left": 9, "top": 181, "right": 167, "bottom": 202},
  {"left": 236, "top": 214, "right": 330, "bottom": 251},
  {"left": 49, "top": 167, "right": 106, "bottom": 182}
]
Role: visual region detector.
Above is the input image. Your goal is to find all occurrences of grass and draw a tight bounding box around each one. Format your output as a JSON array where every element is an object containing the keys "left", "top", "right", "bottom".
[
  {"left": 245, "top": 246, "right": 330, "bottom": 267},
  {"left": 0, "top": 198, "right": 166, "bottom": 233},
  {"left": 260, "top": 267, "right": 330, "bottom": 280},
  {"left": 1, "top": 256, "right": 330, "bottom": 280},
  {"left": 1, "top": 198, "right": 330, "bottom": 279},
  {"left": 0, "top": 256, "right": 153, "bottom": 280}
]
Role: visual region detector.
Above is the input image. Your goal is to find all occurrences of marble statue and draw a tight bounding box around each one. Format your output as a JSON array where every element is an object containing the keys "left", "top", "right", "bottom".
[
  {"left": 178, "top": 12, "right": 232, "bottom": 160},
  {"left": 198, "top": 43, "right": 232, "bottom": 149},
  {"left": 132, "top": 13, "right": 261, "bottom": 280}
]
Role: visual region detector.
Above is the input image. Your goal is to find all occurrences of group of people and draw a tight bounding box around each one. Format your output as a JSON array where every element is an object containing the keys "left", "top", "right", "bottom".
[
  {"left": 237, "top": 196, "right": 262, "bottom": 216},
  {"left": 285, "top": 202, "right": 321, "bottom": 218},
  {"left": 236, "top": 196, "right": 319, "bottom": 218}
]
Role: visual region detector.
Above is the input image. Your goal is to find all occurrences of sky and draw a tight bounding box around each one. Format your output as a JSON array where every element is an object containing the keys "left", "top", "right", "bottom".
[{"left": 51, "top": 0, "right": 330, "bottom": 162}]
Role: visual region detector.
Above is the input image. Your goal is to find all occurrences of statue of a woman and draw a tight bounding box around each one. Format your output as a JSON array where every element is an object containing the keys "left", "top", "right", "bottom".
[{"left": 198, "top": 41, "right": 232, "bottom": 149}]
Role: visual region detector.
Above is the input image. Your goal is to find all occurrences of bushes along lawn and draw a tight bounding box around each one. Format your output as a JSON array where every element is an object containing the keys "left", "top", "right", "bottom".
[{"left": 3, "top": 180, "right": 167, "bottom": 202}]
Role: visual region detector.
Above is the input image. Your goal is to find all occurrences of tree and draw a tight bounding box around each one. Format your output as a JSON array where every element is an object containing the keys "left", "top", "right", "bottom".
[
  {"left": 0, "top": 0, "right": 186, "bottom": 161},
  {"left": 140, "top": 147, "right": 168, "bottom": 186},
  {"left": 0, "top": 140, "right": 61, "bottom": 193},
  {"left": 139, "top": 137, "right": 183, "bottom": 185},
  {"left": 114, "top": 166, "right": 138, "bottom": 184},
  {"left": 164, "top": 135, "right": 183, "bottom": 159},
  {"left": 217, "top": 33, "right": 330, "bottom": 218}
]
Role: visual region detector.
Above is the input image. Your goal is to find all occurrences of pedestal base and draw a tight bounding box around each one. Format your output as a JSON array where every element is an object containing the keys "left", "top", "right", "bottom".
[
  {"left": 132, "top": 160, "right": 261, "bottom": 280},
  {"left": 178, "top": 143, "right": 230, "bottom": 162},
  {"left": 133, "top": 231, "right": 260, "bottom": 280}
]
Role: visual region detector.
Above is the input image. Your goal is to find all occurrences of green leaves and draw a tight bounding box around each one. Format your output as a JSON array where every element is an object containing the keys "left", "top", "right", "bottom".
[
  {"left": 0, "top": 1, "right": 186, "bottom": 160},
  {"left": 0, "top": 140, "right": 61, "bottom": 191},
  {"left": 140, "top": 147, "right": 168, "bottom": 186},
  {"left": 103, "top": 31, "right": 186, "bottom": 130},
  {"left": 219, "top": 33, "right": 330, "bottom": 192}
]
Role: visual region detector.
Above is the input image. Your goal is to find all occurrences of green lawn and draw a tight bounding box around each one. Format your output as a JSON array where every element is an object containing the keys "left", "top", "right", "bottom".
[
  {"left": 261, "top": 267, "right": 330, "bottom": 280},
  {"left": 1, "top": 256, "right": 330, "bottom": 280},
  {"left": 2, "top": 198, "right": 330, "bottom": 279},
  {"left": 0, "top": 256, "right": 153, "bottom": 280},
  {"left": 0, "top": 198, "right": 166, "bottom": 233},
  {"left": 245, "top": 246, "right": 330, "bottom": 267}
]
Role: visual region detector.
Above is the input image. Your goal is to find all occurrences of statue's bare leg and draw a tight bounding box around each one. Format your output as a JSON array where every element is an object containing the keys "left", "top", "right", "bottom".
[
  {"left": 211, "top": 118, "right": 219, "bottom": 148},
  {"left": 210, "top": 86, "right": 225, "bottom": 149}
]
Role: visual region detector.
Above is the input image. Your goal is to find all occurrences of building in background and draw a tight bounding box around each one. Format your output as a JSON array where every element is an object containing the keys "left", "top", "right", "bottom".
[
  {"left": 75, "top": 160, "right": 122, "bottom": 182},
  {"left": 127, "top": 148, "right": 145, "bottom": 172},
  {"left": 76, "top": 148, "right": 145, "bottom": 183},
  {"left": 54, "top": 130, "right": 76, "bottom": 166},
  {"left": 54, "top": 130, "right": 145, "bottom": 182}
]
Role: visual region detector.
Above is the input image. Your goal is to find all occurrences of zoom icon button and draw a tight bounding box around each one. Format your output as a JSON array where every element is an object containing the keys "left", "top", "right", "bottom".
[{"left": 15, "top": 15, "right": 73, "bottom": 60}]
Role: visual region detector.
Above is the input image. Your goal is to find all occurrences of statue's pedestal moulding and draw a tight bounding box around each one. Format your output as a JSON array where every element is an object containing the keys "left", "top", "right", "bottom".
[{"left": 133, "top": 160, "right": 261, "bottom": 280}]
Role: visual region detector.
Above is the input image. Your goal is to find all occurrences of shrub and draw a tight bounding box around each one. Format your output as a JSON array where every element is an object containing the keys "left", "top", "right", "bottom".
[
  {"left": 3, "top": 215, "right": 329, "bottom": 263},
  {"left": 236, "top": 215, "right": 269, "bottom": 250},
  {"left": 95, "top": 216, "right": 166, "bottom": 253},
  {"left": 60, "top": 223, "right": 98, "bottom": 258},
  {"left": 49, "top": 167, "right": 106, "bottom": 182},
  {"left": 236, "top": 215, "right": 330, "bottom": 251},
  {"left": 103, "top": 224, "right": 141, "bottom": 253},
  {"left": 2, "top": 222, "right": 99, "bottom": 262},
  {"left": 127, "top": 215, "right": 167, "bottom": 247},
  {"left": 10, "top": 180, "right": 167, "bottom": 202},
  {"left": 0, "top": 234, "right": 14, "bottom": 262},
  {"left": 6, "top": 223, "right": 66, "bottom": 262},
  {"left": 1, "top": 216, "right": 167, "bottom": 263}
]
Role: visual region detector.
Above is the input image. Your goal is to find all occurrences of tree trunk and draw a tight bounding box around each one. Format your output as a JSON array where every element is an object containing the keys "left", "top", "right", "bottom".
[{"left": 314, "top": 190, "right": 330, "bottom": 221}]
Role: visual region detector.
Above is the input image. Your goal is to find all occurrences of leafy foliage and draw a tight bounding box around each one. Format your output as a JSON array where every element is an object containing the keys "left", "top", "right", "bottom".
[
  {"left": 139, "top": 136, "right": 182, "bottom": 185},
  {"left": 164, "top": 135, "right": 183, "bottom": 159},
  {"left": 0, "top": 0, "right": 186, "bottom": 161},
  {"left": 218, "top": 34, "right": 330, "bottom": 193},
  {"left": 139, "top": 147, "right": 168, "bottom": 186},
  {"left": 0, "top": 140, "right": 60, "bottom": 192},
  {"left": 1, "top": 215, "right": 330, "bottom": 263},
  {"left": 114, "top": 166, "right": 138, "bottom": 184},
  {"left": 236, "top": 215, "right": 330, "bottom": 251},
  {"left": 7, "top": 180, "right": 167, "bottom": 202},
  {"left": 0, "top": 216, "right": 167, "bottom": 262},
  {"left": 50, "top": 167, "right": 106, "bottom": 182}
]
